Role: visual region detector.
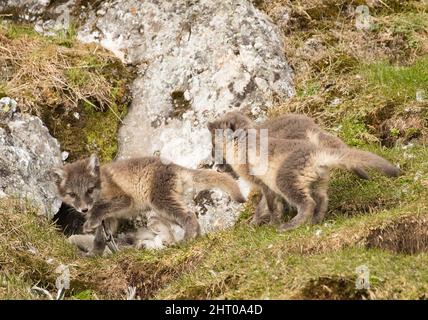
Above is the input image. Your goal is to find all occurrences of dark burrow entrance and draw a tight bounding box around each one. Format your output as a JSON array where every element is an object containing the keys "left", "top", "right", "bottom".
[
  {"left": 53, "top": 203, "right": 84, "bottom": 236},
  {"left": 365, "top": 216, "right": 428, "bottom": 254}
]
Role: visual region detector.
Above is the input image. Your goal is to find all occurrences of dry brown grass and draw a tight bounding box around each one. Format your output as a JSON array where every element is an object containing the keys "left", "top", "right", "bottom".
[
  {"left": 0, "top": 22, "right": 133, "bottom": 161},
  {"left": 0, "top": 31, "right": 114, "bottom": 116}
]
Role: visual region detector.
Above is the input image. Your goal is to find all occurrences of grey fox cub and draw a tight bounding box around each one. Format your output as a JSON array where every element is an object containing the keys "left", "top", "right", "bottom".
[
  {"left": 208, "top": 112, "right": 399, "bottom": 231},
  {"left": 53, "top": 155, "right": 245, "bottom": 255},
  {"left": 209, "top": 112, "right": 371, "bottom": 225}
]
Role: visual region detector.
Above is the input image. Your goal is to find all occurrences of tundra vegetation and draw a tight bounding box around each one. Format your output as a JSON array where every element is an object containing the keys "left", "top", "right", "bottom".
[{"left": 1, "top": 0, "right": 428, "bottom": 299}]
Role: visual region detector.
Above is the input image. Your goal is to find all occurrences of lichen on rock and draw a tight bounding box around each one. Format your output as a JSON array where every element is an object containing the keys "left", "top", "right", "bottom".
[{"left": 0, "top": 98, "right": 62, "bottom": 217}]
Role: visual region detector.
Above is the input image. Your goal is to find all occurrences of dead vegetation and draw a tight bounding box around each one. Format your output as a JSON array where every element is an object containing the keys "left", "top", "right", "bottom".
[
  {"left": 261, "top": 0, "right": 428, "bottom": 148},
  {"left": 0, "top": 21, "right": 133, "bottom": 161}
]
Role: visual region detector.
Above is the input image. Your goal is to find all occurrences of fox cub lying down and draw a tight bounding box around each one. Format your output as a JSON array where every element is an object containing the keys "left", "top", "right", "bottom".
[
  {"left": 68, "top": 212, "right": 184, "bottom": 255},
  {"left": 207, "top": 111, "right": 400, "bottom": 231},
  {"left": 53, "top": 155, "right": 245, "bottom": 255}
]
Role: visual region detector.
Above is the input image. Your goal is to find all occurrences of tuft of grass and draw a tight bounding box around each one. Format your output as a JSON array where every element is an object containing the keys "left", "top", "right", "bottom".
[
  {"left": 4, "top": 23, "right": 38, "bottom": 39},
  {"left": 0, "top": 199, "right": 76, "bottom": 299},
  {"left": 296, "top": 81, "right": 321, "bottom": 97}
]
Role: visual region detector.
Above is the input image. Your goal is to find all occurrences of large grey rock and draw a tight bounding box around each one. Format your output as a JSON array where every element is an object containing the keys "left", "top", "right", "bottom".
[
  {"left": 0, "top": 0, "right": 50, "bottom": 17},
  {"left": 77, "top": 0, "right": 294, "bottom": 161},
  {"left": 0, "top": 98, "right": 62, "bottom": 218}
]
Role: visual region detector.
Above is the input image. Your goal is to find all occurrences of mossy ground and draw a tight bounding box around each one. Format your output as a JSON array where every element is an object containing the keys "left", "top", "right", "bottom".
[{"left": 1, "top": 1, "right": 428, "bottom": 299}]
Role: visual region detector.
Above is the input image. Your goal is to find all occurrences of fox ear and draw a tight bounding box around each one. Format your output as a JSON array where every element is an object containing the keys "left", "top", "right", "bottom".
[
  {"left": 228, "top": 121, "right": 236, "bottom": 132},
  {"left": 207, "top": 121, "right": 216, "bottom": 132},
  {"left": 50, "top": 167, "right": 66, "bottom": 184},
  {"left": 87, "top": 154, "right": 100, "bottom": 176}
]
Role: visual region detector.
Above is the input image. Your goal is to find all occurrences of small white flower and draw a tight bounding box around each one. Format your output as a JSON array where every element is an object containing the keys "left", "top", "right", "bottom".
[{"left": 416, "top": 90, "right": 425, "bottom": 102}]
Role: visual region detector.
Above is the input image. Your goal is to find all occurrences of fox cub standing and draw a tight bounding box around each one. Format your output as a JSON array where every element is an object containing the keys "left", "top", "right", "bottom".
[
  {"left": 53, "top": 155, "right": 245, "bottom": 255},
  {"left": 210, "top": 112, "right": 372, "bottom": 225},
  {"left": 208, "top": 112, "right": 400, "bottom": 231}
]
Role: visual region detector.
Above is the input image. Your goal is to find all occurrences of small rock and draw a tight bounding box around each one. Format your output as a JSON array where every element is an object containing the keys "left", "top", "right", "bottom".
[
  {"left": 355, "top": 5, "right": 373, "bottom": 31},
  {"left": 61, "top": 151, "right": 69, "bottom": 161},
  {"left": 0, "top": 97, "right": 18, "bottom": 114},
  {"left": 330, "top": 97, "right": 342, "bottom": 106},
  {"left": 416, "top": 90, "right": 425, "bottom": 102}
]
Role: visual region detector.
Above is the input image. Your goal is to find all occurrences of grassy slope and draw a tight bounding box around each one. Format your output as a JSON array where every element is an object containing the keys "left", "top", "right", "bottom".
[{"left": 1, "top": 0, "right": 428, "bottom": 299}]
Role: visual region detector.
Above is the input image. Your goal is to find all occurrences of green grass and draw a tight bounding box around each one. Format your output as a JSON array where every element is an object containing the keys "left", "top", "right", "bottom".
[
  {"left": 2, "top": 138, "right": 427, "bottom": 299},
  {"left": 4, "top": 23, "right": 38, "bottom": 39},
  {"left": 362, "top": 57, "right": 428, "bottom": 103},
  {"left": 296, "top": 81, "right": 321, "bottom": 97}
]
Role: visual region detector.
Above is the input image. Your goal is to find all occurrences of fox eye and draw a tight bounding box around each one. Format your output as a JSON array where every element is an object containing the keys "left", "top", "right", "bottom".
[
  {"left": 87, "top": 187, "right": 96, "bottom": 195},
  {"left": 67, "top": 192, "right": 77, "bottom": 198}
]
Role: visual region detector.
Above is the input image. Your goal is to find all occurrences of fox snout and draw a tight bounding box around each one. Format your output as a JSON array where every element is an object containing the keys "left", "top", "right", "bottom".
[{"left": 77, "top": 205, "right": 92, "bottom": 214}]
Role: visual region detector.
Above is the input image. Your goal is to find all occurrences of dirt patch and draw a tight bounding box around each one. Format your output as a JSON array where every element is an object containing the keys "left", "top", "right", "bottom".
[
  {"left": 124, "top": 256, "right": 202, "bottom": 299},
  {"left": 178, "top": 274, "right": 241, "bottom": 299},
  {"left": 365, "top": 216, "right": 428, "bottom": 254},
  {"left": 378, "top": 115, "right": 425, "bottom": 147},
  {"left": 299, "top": 276, "right": 369, "bottom": 300}
]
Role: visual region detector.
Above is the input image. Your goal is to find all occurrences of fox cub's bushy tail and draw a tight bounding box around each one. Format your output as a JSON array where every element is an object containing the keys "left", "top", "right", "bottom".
[{"left": 315, "top": 148, "right": 400, "bottom": 177}]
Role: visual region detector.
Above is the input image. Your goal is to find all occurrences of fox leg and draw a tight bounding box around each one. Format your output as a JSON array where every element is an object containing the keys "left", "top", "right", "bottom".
[
  {"left": 252, "top": 185, "right": 273, "bottom": 225},
  {"left": 83, "top": 196, "right": 131, "bottom": 232},
  {"left": 279, "top": 196, "right": 316, "bottom": 232},
  {"left": 252, "top": 195, "right": 270, "bottom": 225},
  {"left": 152, "top": 196, "right": 200, "bottom": 240},
  {"left": 263, "top": 187, "right": 283, "bottom": 225},
  {"left": 149, "top": 216, "right": 176, "bottom": 245},
  {"left": 88, "top": 218, "right": 117, "bottom": 255},
  {"left": 276, "top": 155, "right": 317, "bottom": 231},
  {"left": 252, "top": 185, "right": 284, "bottom": 226},
  {"left": 82, "top": 198, "right": 131, "bottom": 256},
  {"left": 311, "top": 174, "right": 330, "bottom": 224}
]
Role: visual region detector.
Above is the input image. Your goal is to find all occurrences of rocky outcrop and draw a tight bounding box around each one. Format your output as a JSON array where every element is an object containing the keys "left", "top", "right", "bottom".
[
  {"left": 77, "top": 0, "right": 294, "bottom": 161},
  {"left": 0, "top": 98, "right": 62, "bottom": 218}
]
